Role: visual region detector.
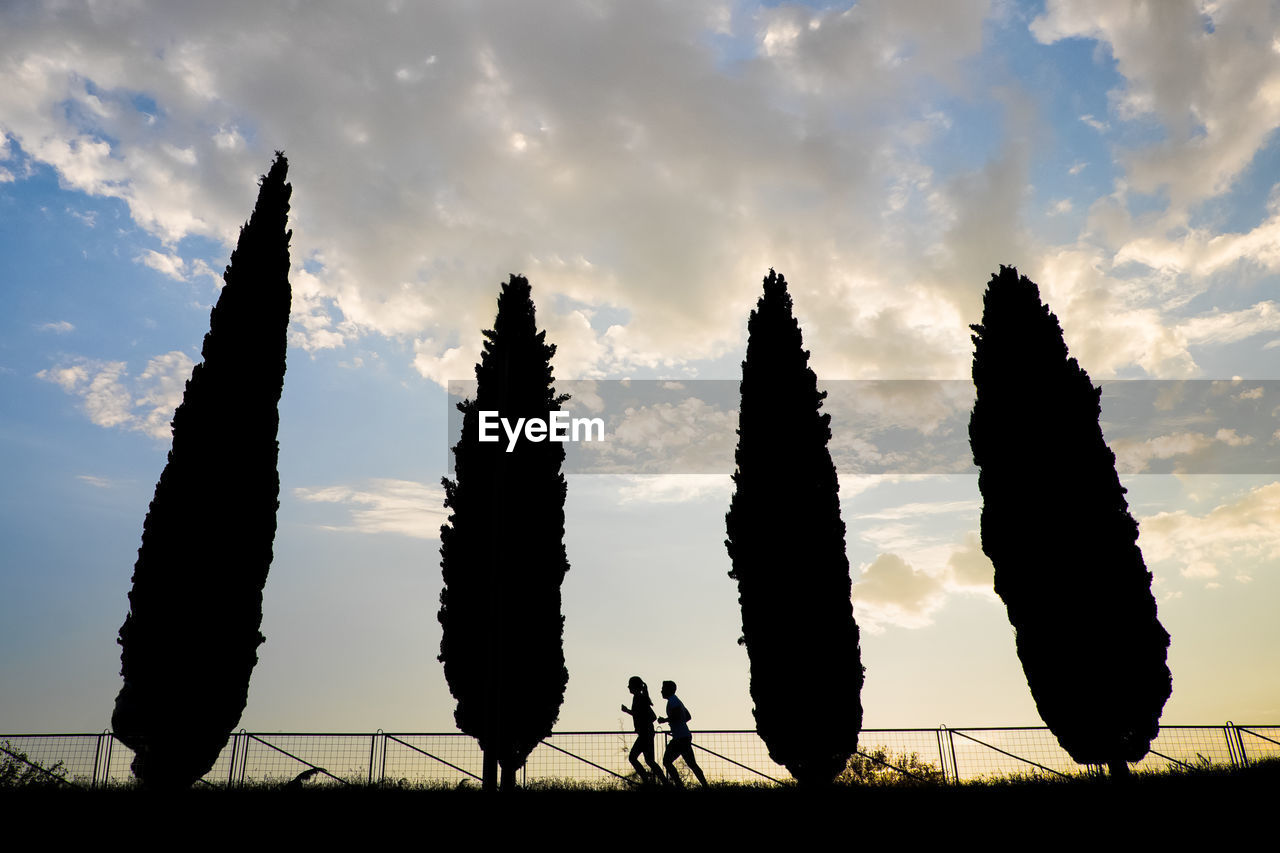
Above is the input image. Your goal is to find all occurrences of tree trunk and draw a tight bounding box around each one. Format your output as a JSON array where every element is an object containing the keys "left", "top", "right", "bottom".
[
  {"left": 1108, "top": 759, "right": 1130, "bottom": 781},
  {"left": 483, "top": 750, "right": 498, "bottom": 792}
]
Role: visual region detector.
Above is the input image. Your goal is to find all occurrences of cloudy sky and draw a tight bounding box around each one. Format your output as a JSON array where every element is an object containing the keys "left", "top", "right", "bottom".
[{"left": 3, "top": 0, "right": 1280, "bottom": 742}]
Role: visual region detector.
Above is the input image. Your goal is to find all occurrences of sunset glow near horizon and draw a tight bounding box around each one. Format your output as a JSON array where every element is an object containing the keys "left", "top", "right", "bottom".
[{"left": 2, "top": 1, "right": 1279, "bottom": 739}]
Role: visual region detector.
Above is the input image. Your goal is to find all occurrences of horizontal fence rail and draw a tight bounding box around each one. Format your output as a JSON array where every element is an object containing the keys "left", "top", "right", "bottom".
[{"left": 2, "top": 724, "right": 1276, "bottom": 789}]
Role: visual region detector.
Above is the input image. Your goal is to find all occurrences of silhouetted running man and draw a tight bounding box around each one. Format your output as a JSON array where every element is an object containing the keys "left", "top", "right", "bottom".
[
  {"left": 658, "top": 680, "right": 707, "bottom": 788},
  {"left": 621, "top": 675, "right": 665, "bottom": 784}
]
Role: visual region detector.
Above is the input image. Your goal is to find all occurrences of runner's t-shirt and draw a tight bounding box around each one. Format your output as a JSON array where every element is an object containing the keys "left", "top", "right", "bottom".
[{"left": 666, "top": 695, "right": 691, "bottom": 739}]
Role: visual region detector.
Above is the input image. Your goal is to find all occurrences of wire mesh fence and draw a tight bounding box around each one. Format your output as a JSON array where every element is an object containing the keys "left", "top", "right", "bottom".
[
  {"left": 0, "top": 733, "right": 102, "bottom": 787},
  {"left": 945, "top": 727, "right": 1081, "bottom": 779},
  {"left": 383, "top": 733, "right": 481, "bottom": 785},
  {"left": 2, "top": 723, "right": 1274, "bottom": 789},
  {"left": 1235, "top": 725, "right": 1280, "bottom": 765}
]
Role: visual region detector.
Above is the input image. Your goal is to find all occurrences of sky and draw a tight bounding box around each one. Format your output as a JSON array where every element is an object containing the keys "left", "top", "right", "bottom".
[{"left": 3, "top": 0, "right": 1280, "bottom": 739}]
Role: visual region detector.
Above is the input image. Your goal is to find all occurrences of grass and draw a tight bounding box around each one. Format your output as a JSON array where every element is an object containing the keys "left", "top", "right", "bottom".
[{"left": 6, "top": 751, "right": 1277, "bottom": 844}]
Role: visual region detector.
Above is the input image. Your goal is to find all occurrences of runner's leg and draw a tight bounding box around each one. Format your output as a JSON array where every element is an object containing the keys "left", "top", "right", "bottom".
[
  {"left": 642, "top": 736, "right": 665, "bottom": 782},
  {"left": 680, "top": 738, "right": 708, "bottom": 787},
  {"left": 629, "top": 735, "right": 649, "bottom": 781},
  {"left": 663, "top": 739, "right": 684, "bottom": 787}
]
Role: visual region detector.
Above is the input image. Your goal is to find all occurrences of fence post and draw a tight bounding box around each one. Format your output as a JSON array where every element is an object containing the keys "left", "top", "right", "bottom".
[
  {"left": 103, "top": 732, "right": 115, "bottom": 787},
  {"left": 1225, "top": 721, "right": 1247, "bottom": 768},
  {"left": 946, "top": 726, "right": 959, "bottom": 782},
  {"left": 936, "top": 727, "right": 949, "bottom": 784},
  {"left": 369, "top": 730, "right": 389, "bottom": 785},
  {"left": 938, "top": 725, "right": 959, "bottom": 783},
  {"left": 226, "top": 731, "right": 238, "bottom": 787},
  {"left": 91, "top": 730, "right": 103, "bottom": 789},
  {"left": 237, "top": 729, "right": 249, "bottom": 787}
]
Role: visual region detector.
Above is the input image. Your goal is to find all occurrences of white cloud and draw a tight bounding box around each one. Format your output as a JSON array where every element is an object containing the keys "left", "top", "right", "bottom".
[
  {"left": 291, "top": 273, "right": 351, "bottom": 352},
  {"left": 37, "top": 359, "right": 132, "bottom": 428},
  {"left": 853, "top": 552, "right": 947, "bottom": 631},
  {"left": 0, "top": 0, "right": 1006, "bottom": 386},
  {"left": 213, "top": 126, "right": 245, "bottom": 151},
  {"left": 854, "top": 499, "right": 979, "bottom": 521},
  {"left": 3, "top": 0, "right": 1276, "bottom": 394},
  {"left": 1179, "top": 302, "right": 1280, "bottom": 347},
  {"left": 613, "top": 474, "right": 733, "bottom": 505},
  {"left": 579, "top": 397, "right": 738, "bottom": 474},
  {"left": 37, "top": 320, "right": 74, "bottom": 334},
  {"left": 946, "top": 530, "right": 994, "bottom": 590},
  {"left": 561, "top": 379, "right": 605, "bottom": 415},
  {"left": 543, "top": 308, "right": 608, "bottom": 379},
  {"left": 38, "top": 363, "right": 90, "bottom": 393},
  {"left": 849, "top": 515, "right": 997, "bottom": 631},
  {"left": 1030, "top": 247, "right": 1196, "bottom": 378},
  {"left": 1110, "top": 431, "right": 1215, "bottom": 473},
  {"left": 188, "top": 258, "right": 220, "bottom": 289},
  {"left": 1017, "top": 1, "right": 1280, "bottom": 385},
  {"left": 412, "top": 338, "right": 475, "bottom": 387},
  {"left": 1139, "top": 481, "right": 1280, "bottom": 588},
  {"left": 821, "top": 380, "right": 973, "bottom": 438},
  {"left": 1078, "top": 114, "right": 1109, "bottom": 132},
  {"left": 133, "top": 351, "right": 196, "bottom": 439},
  {"left": 1035, "top": 1, "right": 1280, "bottom": 217},
  {"left": 755, "top": 1, "right": 990, "bottom": 94},
  {"left": 1214, "top": 428, "right": 1253, "bottom": 447},
  {"left": 136, "top": 249, "right": 188, "bottom": 281},
  {"left": 293, "top": 479, "right": 448, "bottom": 539},
  {"left": 609, "top": 398, "right": 733, "bottom": 450},
  {"left": 1109, "top": 425, "right": 1268, "bottom": 473},
  {"left": 37, "top": 350, "right": 194, "bottom": 438},
  {"left": 1034, "top": 243, "right": 1280, "bottom": 378},
  {"left": 66, "top": 207, "right": 96, "bottom": 227}
]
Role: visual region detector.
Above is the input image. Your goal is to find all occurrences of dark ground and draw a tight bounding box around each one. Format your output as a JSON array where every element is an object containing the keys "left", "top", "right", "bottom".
[{"left": 6, "top": 761, "right": 1273, "bottom": 843}]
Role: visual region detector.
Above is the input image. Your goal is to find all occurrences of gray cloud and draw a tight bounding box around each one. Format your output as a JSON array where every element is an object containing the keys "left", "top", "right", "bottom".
[
  {"left": 1034, "top": 1, "right": 1280, "bottom": 215},
  {"left": 1027, "top": 1, "right": 1280, "bottom": 379},
  {"left": 0, "top": 0, "right": 1006, "bottom": 383},
  {"left": 4, "top": 1, "right": 1277, "bottom": 390}
]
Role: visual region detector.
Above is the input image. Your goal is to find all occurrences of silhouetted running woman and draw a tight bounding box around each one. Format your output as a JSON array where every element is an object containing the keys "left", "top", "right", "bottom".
[
  {"left": 621, "top": 676, "right": 665, "bottom": 784},
  {"left": 658, "top": 679, "right": 708, "bottom": 787}
]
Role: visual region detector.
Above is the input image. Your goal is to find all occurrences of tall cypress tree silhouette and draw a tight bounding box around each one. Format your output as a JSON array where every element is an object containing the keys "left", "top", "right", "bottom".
[
  {"left": 438, "top": 275, "right": 570, "bottom": 792},
  {"left": 969, "top": 265, "right": 1171, "bottom": 778},
  {"left": 112, "top": 153, "right": 292, "bottom": 788},
  {"left": 725, "top": 269, "right": 863, "bottom": 786}
]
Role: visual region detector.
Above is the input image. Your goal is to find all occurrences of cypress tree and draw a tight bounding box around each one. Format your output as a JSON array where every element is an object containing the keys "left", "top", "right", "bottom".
[
  {"left": 725, "top": 269, "right": 864, "bottom": 786},
  {"left": 438, "top": 275, "right": 570, "bottom": 792},
  {"left": 968, "top": 265, "right": 1172, "bottom": 777},
  {"left": 112, "top": 153, "right": 292, "bottom": 788}
]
